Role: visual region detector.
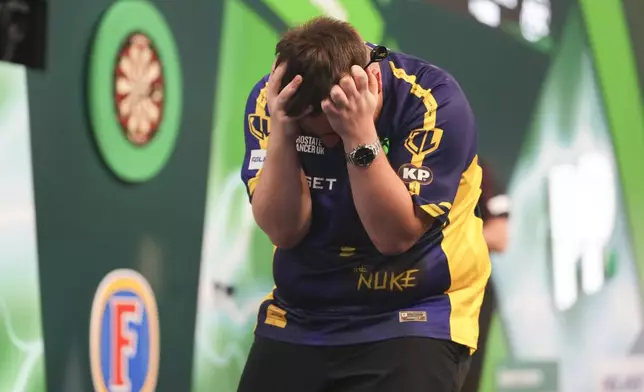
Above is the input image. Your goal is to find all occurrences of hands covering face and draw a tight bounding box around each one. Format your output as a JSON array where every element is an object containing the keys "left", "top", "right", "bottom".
[
  {"left": 266, "top": 62, "right": 379, "bottom": 141},
  {"left": 320, "top": 65, "right": 379, "bottom": 140}
]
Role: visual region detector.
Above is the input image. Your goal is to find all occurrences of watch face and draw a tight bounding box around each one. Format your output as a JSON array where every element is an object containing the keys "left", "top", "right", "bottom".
[{"left": 354, "top": 147, "right": 375, "bottom": 166}]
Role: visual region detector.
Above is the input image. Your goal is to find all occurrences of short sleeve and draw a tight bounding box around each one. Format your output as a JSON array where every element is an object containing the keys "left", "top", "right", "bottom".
[
  {"left": 387, "top": 79, "right": 476, "bottom": 224},
  {"left": 240, "top": 76, "right": 270, "bottom": 201}
]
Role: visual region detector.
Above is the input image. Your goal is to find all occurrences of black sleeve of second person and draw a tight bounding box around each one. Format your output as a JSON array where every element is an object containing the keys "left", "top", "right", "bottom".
[{"left": 478, "top": 160, "right": 509, "bottom": 222}]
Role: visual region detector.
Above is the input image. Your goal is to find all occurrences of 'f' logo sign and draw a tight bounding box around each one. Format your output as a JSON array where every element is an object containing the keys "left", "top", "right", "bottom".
[
  {"left": 90, "top": 269, "right": 160, "bottom": 392},
  {"left": 110, "top": 297, "right": 142, "bottom": 391}
]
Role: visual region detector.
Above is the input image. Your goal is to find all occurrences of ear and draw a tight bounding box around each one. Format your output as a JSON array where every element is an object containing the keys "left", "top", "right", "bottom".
[
  {"left": 368, "top": 63, "right": 383, "bottom": 94},
  {"left": 376, "top": 68, "right": 383, "bottom": 94}
]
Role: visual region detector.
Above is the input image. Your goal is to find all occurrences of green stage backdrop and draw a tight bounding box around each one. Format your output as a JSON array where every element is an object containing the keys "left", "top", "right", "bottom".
[{"left": 0, "top": 0, "right": 642, "bottom": 391}]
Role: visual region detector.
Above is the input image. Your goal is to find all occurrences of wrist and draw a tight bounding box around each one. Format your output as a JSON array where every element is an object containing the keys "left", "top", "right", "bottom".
[
  {"left": 341, "top": 123, "right": 378, "bottom": 153},
  {"left": 269, "top": 121, "right": 300, "bottom": 145}
]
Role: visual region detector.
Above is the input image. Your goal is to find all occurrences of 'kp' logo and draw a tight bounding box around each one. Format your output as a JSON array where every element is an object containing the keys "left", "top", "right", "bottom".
[
  {"left": 398, "top": 164, "right": 433, "bottom": 185},
  {"left": 90, "top": 269, "right": 160, "bottom": 392}
]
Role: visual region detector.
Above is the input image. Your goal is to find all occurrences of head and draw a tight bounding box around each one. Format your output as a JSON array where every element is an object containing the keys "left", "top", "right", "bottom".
[{"left": 274, "top": 17, "right": 383, "bottom": 140}]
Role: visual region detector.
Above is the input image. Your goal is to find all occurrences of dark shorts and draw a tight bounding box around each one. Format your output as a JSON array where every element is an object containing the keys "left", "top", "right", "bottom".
[{"left": 237, "top": 335, "right": 472, "bottom": 392}]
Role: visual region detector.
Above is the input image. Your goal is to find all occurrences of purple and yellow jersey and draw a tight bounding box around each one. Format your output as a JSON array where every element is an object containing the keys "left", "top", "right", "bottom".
[{"left": 240, "top": 49, "right": 490, "bottom": 350}]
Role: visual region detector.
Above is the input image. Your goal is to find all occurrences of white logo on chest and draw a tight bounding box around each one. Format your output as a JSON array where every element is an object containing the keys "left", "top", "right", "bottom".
[
  {"left": 296, "top": 136, "right": 325, "bottom": 155},
  {"left": 306, "top": 176, "right": 337, "bottom": 191}
]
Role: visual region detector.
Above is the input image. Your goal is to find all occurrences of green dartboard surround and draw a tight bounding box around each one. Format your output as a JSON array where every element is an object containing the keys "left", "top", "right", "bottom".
[{"left": 88, "top": 0, "right": 182, "bottom": 183}]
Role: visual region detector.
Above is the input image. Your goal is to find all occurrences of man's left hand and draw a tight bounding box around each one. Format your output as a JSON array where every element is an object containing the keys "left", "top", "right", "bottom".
[{"left": 321, "top": 65, "right": 379, "bottom": 144}]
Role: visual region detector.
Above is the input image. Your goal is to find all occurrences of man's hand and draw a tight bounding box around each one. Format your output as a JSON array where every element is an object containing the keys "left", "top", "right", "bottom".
[
  {"left": 321, "top": 65, "right": 379, "bottom": 144},
  {"left": 267, "top": 62, "right": 310, "bottom": 140},
  {"left": 319, "top": 65, "right": 432, "bottom": 255}
]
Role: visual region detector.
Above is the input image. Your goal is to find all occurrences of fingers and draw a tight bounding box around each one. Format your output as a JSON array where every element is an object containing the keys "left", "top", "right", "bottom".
[
  {"left": 339, "top": 75, "right": 359, "bottom": 99},
  {"left": 351, "top": 65, "right": 369, "bottom": 92},
  {"left": 326, "top": 65, "right": 373, "bottom": 114},
  {"left": 267, "top": 62, "right": 287, "bottom": 101},
  {"left": 321, "top": 98, "right": 339, "bottom": 116},
  {"left": 275, "top": 74, "right": 304, "bottom": 108},
  {"left": 329, "top": 85, "right": 349, "bottom": 109}
]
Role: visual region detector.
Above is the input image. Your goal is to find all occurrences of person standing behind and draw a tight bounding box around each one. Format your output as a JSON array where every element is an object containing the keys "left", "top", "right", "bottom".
[{"left": 461, "top": 159, "right": 510, "bottom": 392}]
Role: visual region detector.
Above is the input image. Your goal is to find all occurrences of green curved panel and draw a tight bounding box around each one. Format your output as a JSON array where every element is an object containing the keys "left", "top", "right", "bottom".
[
  {"left": 88, "top": 0, "right": 183, "bottom": 183},
  {"left": 579, "top": 0, "right": 644, "bottom": 289}
]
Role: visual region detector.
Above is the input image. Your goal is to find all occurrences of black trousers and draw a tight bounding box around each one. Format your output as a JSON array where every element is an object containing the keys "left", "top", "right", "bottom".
[
  {"left": 238, "top": 335, "right": 471, "bottom": 392},
  {"left": 460, "top": 281, "right": 496, "bottom": 392}
]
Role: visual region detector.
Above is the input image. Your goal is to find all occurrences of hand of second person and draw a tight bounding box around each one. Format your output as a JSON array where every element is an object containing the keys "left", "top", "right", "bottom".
[{"left": 321, "top": 65, "right": 379, "bottom": 143}]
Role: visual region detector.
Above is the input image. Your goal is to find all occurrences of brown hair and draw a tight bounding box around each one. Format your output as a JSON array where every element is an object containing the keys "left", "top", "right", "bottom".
[{"left": 275, "top": 17, "right": 368, "bottom": 117}]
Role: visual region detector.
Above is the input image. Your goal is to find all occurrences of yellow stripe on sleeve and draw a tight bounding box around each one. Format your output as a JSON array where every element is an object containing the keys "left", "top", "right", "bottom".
[
  {"left": 421, "top": 203, "right": 445, "bottom": 218},
  {"left": 389, "top": 62, "right": 443, "bottom": 195}
]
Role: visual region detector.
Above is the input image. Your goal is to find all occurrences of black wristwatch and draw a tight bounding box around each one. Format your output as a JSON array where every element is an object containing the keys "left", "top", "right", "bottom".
[{"left": 346, "top": 141, "right": 381, "bottom": 167}]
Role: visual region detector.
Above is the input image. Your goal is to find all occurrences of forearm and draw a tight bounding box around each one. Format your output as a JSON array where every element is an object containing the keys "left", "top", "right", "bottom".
[
  {"left": 483, "top": 217, "right": 508, "bottom": 253},
  {"left": 252, "top": 133, "right": 312, "bottom": 248},
  {"left": 345, "top": 137, "right": 429, "bottom": 255}
]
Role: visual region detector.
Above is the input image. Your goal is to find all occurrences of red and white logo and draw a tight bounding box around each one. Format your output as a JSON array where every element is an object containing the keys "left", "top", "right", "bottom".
[
  {"left": 90, "top": 269, "right": 159, "bottom": 392},
  {"left": 109, "top": 297, "right": 143, "bottom": 391}
]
